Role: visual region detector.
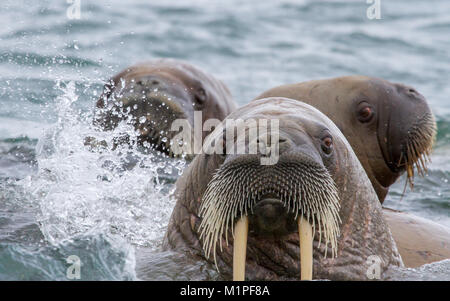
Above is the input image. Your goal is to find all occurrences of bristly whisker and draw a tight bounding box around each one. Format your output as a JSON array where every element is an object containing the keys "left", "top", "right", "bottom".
[
  {"left": 398, "top": 113, "right": 436, "bottom": 190},
  {"left": 198, "top": 159, "right": 342, "bottom": 268}
]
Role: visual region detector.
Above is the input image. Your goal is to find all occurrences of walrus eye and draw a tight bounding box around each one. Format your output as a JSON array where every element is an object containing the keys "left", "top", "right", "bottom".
[
  {"left": 195, "top": 87, "right": 207, "bottom": 106},
  {"left": 321, "top": 136, "right": 333, "bottom": 155},
  {"left": 356, "top": 101, "right": 374, "bottom": 123}
]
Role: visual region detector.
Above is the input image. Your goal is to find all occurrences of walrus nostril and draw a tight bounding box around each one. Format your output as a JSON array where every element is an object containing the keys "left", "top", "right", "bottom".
[
  {"left": 251, "top": 198, "right": 296, "bottom": 235},
  {"left": 255, "top": 199, "right": 283, "bottom": 222},
  {"left": 136, "top": 77, "right": 161, "bottom": 87}
]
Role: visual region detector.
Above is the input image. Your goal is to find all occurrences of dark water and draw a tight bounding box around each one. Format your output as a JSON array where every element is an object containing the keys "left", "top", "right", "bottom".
[{"left": 0, "top": 0, "right": 449, "bottom": 280}]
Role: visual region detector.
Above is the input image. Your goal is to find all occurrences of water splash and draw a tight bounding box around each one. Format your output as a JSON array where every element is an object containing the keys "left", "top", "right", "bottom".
[{"left": 20, "top": 81, "right": 185, "bottom": 249}]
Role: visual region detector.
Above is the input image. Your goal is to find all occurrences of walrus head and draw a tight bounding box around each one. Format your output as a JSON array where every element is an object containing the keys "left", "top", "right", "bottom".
[
  {"left": 93, "top": 59, "right": 235, "bottom": 157},
  {"left": 164, "top": 97, "right": 402, "bottom": 280},
  {"left": 367, "top": 79, "right": 436, "bottom": 190},
  {"left": 255, "top": 76, "right": 437, "bottom": 202}
]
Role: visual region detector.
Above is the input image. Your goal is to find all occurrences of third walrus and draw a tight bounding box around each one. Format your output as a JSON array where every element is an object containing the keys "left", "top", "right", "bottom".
[{"left": 254, "top": 76, "right": 436, "bottom": 203}]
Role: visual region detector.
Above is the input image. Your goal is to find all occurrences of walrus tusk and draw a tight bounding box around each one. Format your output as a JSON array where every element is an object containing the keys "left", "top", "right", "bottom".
[
  {"left": 406, "top": 164, "right": 414, "bottom": 188},
  {"left": 298, "top": 216, "right": 313, "bottom": 280},
  {"left": 233, "top": 216, "right": 249, "bottom": 281}
]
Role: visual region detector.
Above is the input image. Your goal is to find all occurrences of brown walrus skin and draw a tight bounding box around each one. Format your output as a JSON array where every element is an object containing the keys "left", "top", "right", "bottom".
[
  {"left": 382, "top": 209, "right": 450, "bottom": 268},
  {"left": 91, "top": 59, "right": 237, "bottom": 157},
  {"left": 164, "top": 97, "right": 402, "bottom": 280},
  {"left": 255, "top": 76, "right": 436, "bottom": 203}
]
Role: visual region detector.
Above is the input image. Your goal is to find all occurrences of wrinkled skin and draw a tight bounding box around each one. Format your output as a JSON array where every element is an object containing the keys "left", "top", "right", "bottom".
[
  {"left": 92, "top": 59, "right": 237, "bottom": 157},
  {"left": 255, "top": 76, "right": 436, "bottom": 203},
  {"left": 163, "top": 97, "right": 402, "bottom": 280}
]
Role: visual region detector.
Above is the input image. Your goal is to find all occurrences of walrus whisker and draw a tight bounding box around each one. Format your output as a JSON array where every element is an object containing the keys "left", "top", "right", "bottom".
[
  {"left": 397, "top": 151, "right": 404, "bottom": 167},
  {"left": 399, "top": 113, "right": 436, "bottom": 190},
  {"left": 399, "top": 173, "right": 408, "bottom": 202},
  {"left": 199, "top": 159, "right": 341, "bottom": 270}
]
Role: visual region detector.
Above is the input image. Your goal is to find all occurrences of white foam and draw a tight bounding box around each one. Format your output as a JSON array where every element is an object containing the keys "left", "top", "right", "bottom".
[{"left": 20, "top": 81, "right": 183, "bottom": 249}]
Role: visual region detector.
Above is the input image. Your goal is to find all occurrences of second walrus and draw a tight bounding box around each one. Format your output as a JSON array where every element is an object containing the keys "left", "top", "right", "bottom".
[{"left": 91, "top": 58, "right": 237, "bottom": 157}]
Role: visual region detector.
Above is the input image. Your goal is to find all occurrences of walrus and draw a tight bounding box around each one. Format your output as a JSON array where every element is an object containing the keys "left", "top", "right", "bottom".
[
  {"left": 164, "top": 97, "right": 403, "bottom": 280},
  {"left": 255, "top": 76, "right": 436, "bottom": 203},
  {"left": 90, "top": 59, "right": 237, "bottom": 157}
]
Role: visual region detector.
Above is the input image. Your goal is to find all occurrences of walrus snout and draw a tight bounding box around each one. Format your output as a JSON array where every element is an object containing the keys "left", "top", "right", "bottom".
[
  {"left": 93, "top": 73, "right": 195, "bottom": 157},
  {"left": 199, "top": 147, "right": 341, "bottom": 280},
  {"left": 382, "top": 84, "right": 436, "bottom": 187},
  {"left": 249, "top": 198, "right": 297, "bottom": 237},
  {"left": 135, "top": 75, "right": 162, "bottom": 89},
  {"left": 93, "top": 89, "right": 191, "bottom": 156}
]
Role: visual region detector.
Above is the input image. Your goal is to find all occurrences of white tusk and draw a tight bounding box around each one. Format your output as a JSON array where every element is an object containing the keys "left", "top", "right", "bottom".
[
  {"left": 233, "top": 216, "right": 249, "bottom": 281},
  {"left": 298, "top": 216, "right": 313, "bottom": 280}
]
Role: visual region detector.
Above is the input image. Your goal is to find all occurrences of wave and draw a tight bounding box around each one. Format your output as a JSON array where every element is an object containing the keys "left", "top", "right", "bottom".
[
  {"left": 0, "top": 233, "right": 136, "bottom": 281},
  {"left": 0, "top": 51, "right": 100, "bottom": 68}
]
